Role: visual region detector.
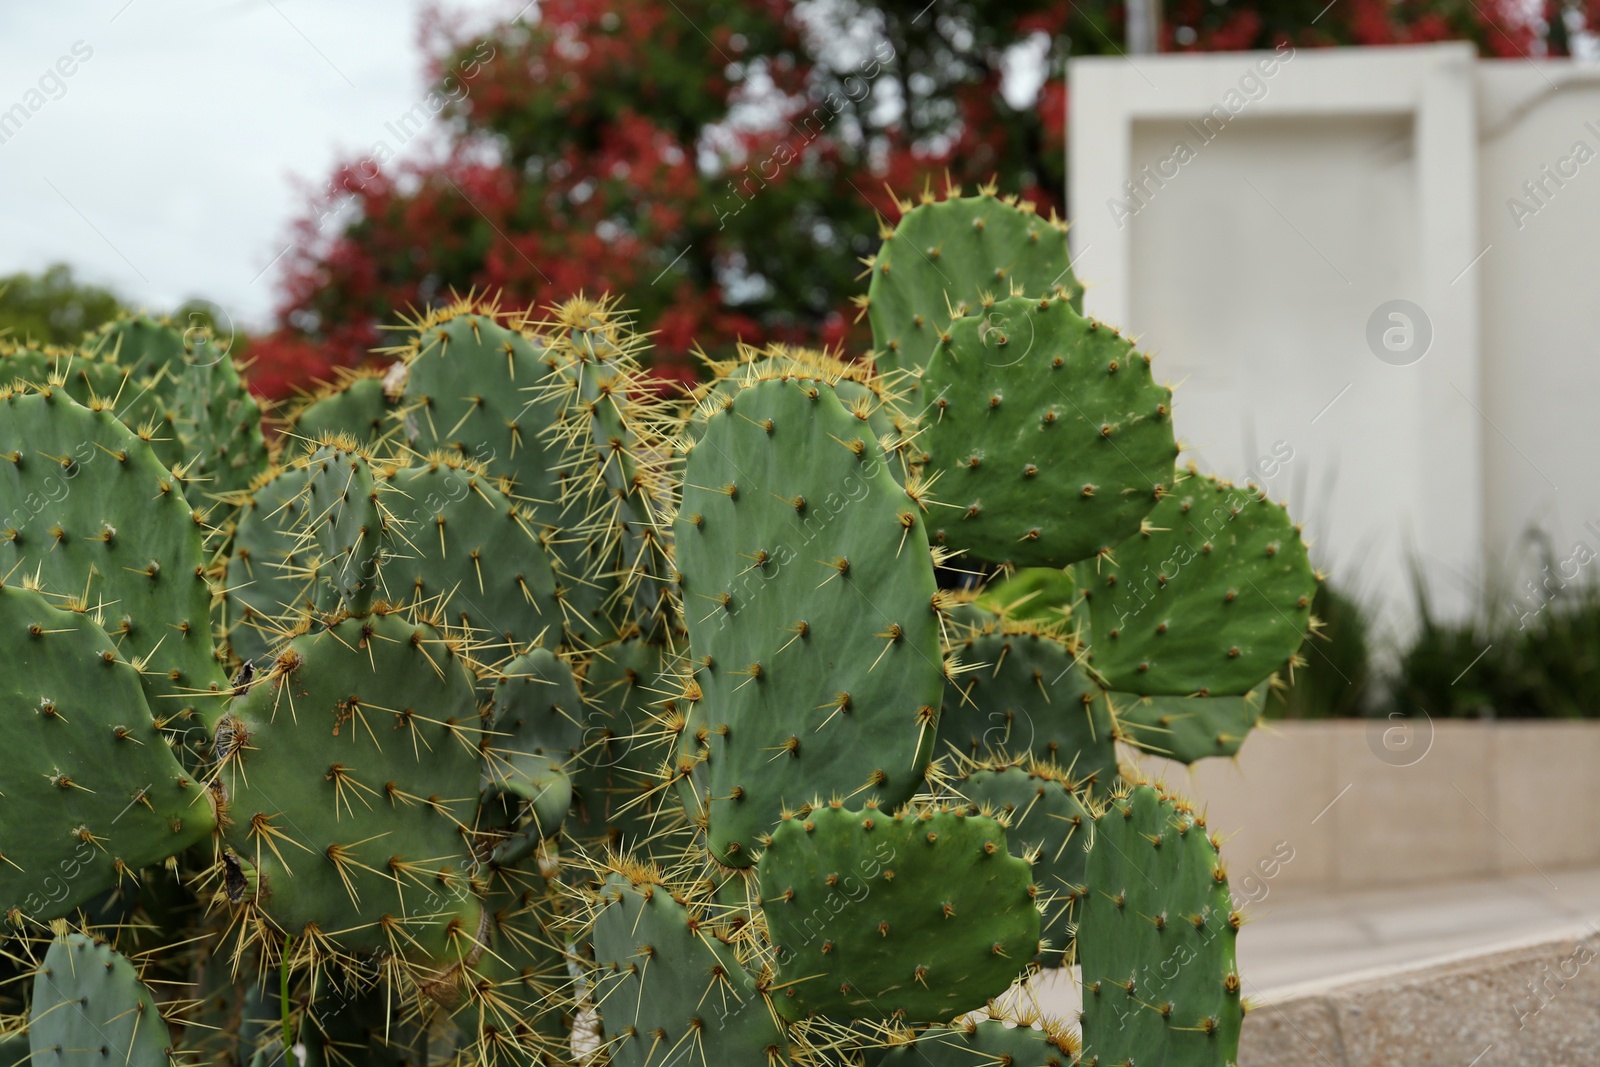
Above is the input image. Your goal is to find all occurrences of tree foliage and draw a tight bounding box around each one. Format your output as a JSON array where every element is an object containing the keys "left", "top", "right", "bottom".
[
  {"left": 0, "top": 264, "right": 125, "bottom": 347},
  {"left": 246, "top": 0, "right": 1558, "bottom": 397}
]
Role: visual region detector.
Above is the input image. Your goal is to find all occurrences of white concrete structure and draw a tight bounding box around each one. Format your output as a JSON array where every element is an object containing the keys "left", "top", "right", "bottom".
[{"left": 1069, "top": 45, "right": 1600, "bottom": 626}]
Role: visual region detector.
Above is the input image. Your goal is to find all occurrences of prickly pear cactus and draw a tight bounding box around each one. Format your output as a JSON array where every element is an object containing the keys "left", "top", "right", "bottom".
[
  {"left": 1112, "top": 683, "right": 1273, "bottom": 764},
  {"left": 938, "top": 616, "right": 1115, "bottom": 795},
  {"left": 1078, "top": 782, "right": 1244, "bottom": 1065},
  {"left": 758, "top": 803, "right": 1039, "bottom": 1022},
  {"left": 28, "top": 934, "right": 174, "bottom": 1067},
  {"left": 384, "top": 457, "right": 563, "bottom": 654},
  {"left": 1084, "top": 467, "right": 1316, "bottom": 696},
  {"left": 285, "top": 368, "right": 398, "bottom": 453},
  {"left": 220, "top": 462, "right": 319, "bottom": 665},
  {"left": 878, "top": 1018, "right": 1078, "bottom": 1065},
  {"left": 299, "top": 439, "right": 390, "bottom": 616},
  {"left": 86, "top": 314, "right": 268, "bottom": 505},
  {"left": 955, "top": 760, "right": 1090, "bottom": 968},
  {"left": 217, "top": 611, "right": 483, "bottom": 970},
  {"left": 675, "top": 377, "right": 944, "bottom": 866},
  {"left": 568, "top": 637, "right": 680, "bottom": 854},
  {"left": 0, "top": 185, "right": 1313, "bottom": 1067},
  {"left": 0, "top": 387, "right": 229, "bottom": 732},
  {"left": 588, "top": 866, "right": 789, "bottom": 1066},
  {"left": 863, "top": 184, "right": 1081, "bottom": 385},
  {"left": 919, "top": 294, "right": 1177, "bottom": 568},
  {"left": 0, "top": 585, "right": 217, "bottom": 922}
]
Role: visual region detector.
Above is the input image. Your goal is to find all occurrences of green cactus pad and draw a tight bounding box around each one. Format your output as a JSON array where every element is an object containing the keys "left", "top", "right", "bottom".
[
  {"left": 675, "top": 377, "right": 944, "bottom": 866},
  {"left": 396, "top": 302, "right": 613, "bottom": 647},
  {"left": 567, "top": 639, "right": 680, "bottom": 855},
  {"left": 589, "top": 869, "right": 789, "bottom": 1067},
  {"left": 87, "top": 315, "right": 266, "bottom": 507},
  {"left": 1110, "top": 682, "right": 1271, "bottom": 764},
  {"left": 169, "top": 352, "right": 268, "bottom": 505},
  {"left": 299, "top": 441, "right": 389, "bottom": 616},
  {"left": 878, "top": 1020, "right": 1077, "bottom": 1065},
  {"left": 0, "top": 585, "right": 217, "bottom": 921},
  {"left": 939, "top": 622, "right": 1114, "bottom": 797},
  {"left": 285, "top": 370, "right": 398, "bottom": 454},
  {"left": 0, "top": 342, "right": 103, "bottom": 386},
  {"left": 919, "top": 294, "right": 1176, "bottom": 568},
  {"left": 29, "top": 934, "right": 174, "bottom": 1067},
  {"left": 955, "top": 762, "right": 1090, "bottom": 968},
  {"left": 462, "top": 863, "right": 571, "bottom": 1064},
  {"left": 220, "top": 464, "right": 318, "bottom": 665},
  {"left": 974, "top": 566, "right": 1082, "bottom": 628},
  {"left": 398, "top": 303, "right": 562, "bottom": 511},
  {"left": 386, "top": 458, "right": 563, "bottom": 656},
  {"left": 0, "top": 388, "right": 228, "bottom": 731},
  {"left": 691, "top": 344, "right": 916, "bottom": 482},
  {"left": 866, "top": 189, "right": 1081, "bottom": 384},
  {"left": 490, "top": 648, "right": 585, "bottom": 776},
  {"left": 485, "top": 648, "right": 585, "bottom": 852},
  {"left": 1078, "top": 783, "right": 1243, "bottom": 1065},
  {"left": 759, "top": 803, "right": 1039, "bottom": 1022},
  {"left": 541, "top": 299, "right": 676, "bottom": 622},
  {"left": 218, "top": 611, "right": 483, "bottom": 965},
  {"left": 1085, "top": 468, "right": 1317, "bottom": 696}
]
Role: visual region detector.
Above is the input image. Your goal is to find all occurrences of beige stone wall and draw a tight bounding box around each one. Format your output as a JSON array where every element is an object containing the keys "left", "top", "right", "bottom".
[{"left": 1132, "top": 720, "right": 1600, "bottom": 893}]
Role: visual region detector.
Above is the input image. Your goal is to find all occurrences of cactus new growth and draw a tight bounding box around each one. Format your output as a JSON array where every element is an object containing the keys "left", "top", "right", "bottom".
[{"left": 0, "top": 184, "right": 1317, "bottom": 1067}]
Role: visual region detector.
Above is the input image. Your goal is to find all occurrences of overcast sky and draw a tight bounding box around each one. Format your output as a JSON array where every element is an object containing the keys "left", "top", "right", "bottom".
[{"left": 0, "top": 0, "right": 506, "bottom": 331}]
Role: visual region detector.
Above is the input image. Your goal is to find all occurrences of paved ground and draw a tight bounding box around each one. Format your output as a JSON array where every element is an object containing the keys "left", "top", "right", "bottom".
[
  {"left": 1237, "top": 863, "right": 1600, "bottom": 995},
  {"left": 1021, "top": 864, "right": 1600, "bottom": 1019}
]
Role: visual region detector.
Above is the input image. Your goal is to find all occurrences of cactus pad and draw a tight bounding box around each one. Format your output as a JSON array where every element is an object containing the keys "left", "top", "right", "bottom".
[
  {"left": 955, "top": 761, "right": 1090, "bottom": 968},
  {"left": 0, "top": 585, "right": 217, "bottom": 921},
  {"left": 0, "top": 388, "right": 228, "bottom": 731},
  {"left": 299, "top": 441, "right": 389, "bottom": 616},
  {"left": 588, "top": 868, "right": 789, "bottom": 1067},
  {"left": 675, "top": 377, "right": 944, "bottom": 865},
  {"left": 759, "top": 803, "right": 1039, "bottom": 1022},
  {"left": 87, "top": 315, "right": 266, "bottom": 506},
  {"left": 568, "top": 638, "right": 680, "bottom": 855},
  {"left": 865, "top": 189, "right": 1080, "bottom": 384},
  {"left": 1086, "top": 469, "right": 1316, "bottom": 695},
  {"left": 29, "top": 934, "right": 173, "bottom": 1067},
  {"left": 462, "top": 863, "right": 571, "bottom": 1064},
  {"left": 286, "top": 369, "right": 398, "bottom": 454},
  {"left": 220, "top": 463, "right": 318, "bottom": 665},
  {"left": 1111, "top": 683, "right": 1271, "bottom": 764},
  {"left": 939, "top": 622, "right": 1114, "bottom": 797},
  {"left": 218, "top": 611, "right": 484, "bottom": 965},
  {"left": 386, "top": 458, "right": 562, "bottom": 657},
  {"left": 975, "top": 566, "right": 1082, "bottom": 628},
  {"left": 1078, "top": 783, "right": 1242, "bottom": 1065},
  {"left": 397, "top": 303, "right": 562, "bottom": 512},
  {"left": 484, "top": 648, "right": 585, "bottom": 853},
  {"left": 692, "top": 344, "right": 916, "bottom": 481},
  {"left": 919, "top": 295, "right": 1176, "bottom": 568}
]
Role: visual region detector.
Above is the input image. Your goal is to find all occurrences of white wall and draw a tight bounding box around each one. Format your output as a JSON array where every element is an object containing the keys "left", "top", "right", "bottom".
[
  {"left": 1476, "top": 65, "right": 1600, "bottom": 617},
  {"left": 1069, "top": 45, "right": 1600, "bottom": 629}
]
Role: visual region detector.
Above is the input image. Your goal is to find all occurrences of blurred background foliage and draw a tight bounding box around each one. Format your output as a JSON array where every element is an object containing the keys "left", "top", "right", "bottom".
[
  {"left": 239, "top": 0, "right": 1574, "bottom": 396},
  {"left": 0, "top": 264, "right": 125, "bottom": 346}
]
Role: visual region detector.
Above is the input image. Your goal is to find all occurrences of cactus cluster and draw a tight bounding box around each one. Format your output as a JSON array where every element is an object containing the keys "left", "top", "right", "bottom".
[{"left": 0, "top": 180, "right": 1319, "bottom": 1067}]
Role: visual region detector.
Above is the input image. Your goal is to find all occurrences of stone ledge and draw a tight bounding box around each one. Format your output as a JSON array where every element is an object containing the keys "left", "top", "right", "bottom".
[{"left": 1242, "top": 924, "right": 1600, "bottom": 1066}]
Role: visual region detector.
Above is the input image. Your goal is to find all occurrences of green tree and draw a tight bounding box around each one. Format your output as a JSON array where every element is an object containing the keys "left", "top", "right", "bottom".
[{"left": 0, "top": 264, "right": 125, "bottom": 346}]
